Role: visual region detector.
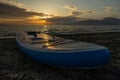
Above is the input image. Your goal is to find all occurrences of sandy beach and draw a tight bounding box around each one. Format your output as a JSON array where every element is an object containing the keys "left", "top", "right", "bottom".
[{"left": 0, "top": 32, "right": 120, "bottom": 80}]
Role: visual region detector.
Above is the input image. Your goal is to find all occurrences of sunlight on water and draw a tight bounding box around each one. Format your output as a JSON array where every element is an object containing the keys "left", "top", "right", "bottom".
[{"left": 0, "top": 25, "right": 120, "bottom": 37}]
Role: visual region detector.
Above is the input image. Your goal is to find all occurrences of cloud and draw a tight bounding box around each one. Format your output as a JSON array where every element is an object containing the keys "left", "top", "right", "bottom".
[
  {"left": 0, "top": 0, "right": 23, "bottom": 7},
  {"left": 104, "top": 7, "right": 114, "bottom": 12},
  {"left": 64, "top": 5, "right": 77, "bottom": 11},
  {"left": 103, "top": 6, "right": 120, "bottom": 18},
  {"left": 71, "top": 10, "right": 94, "bottom": 16},
  {"left": 104, "top": 7, "right": 119, "bottom": 12},
  {"left": 0, "top": 3, "right": 47, "bottom": 19},
  {"left": 64, "top": 5, "right": 94, "bottom": 17}
]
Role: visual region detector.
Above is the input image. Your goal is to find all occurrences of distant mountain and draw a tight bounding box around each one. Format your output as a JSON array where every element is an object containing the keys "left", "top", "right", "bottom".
[
  {"left": 0, "top": 17, "right": 120, "bottom": 25},
  {"left": 75, "top": 17, "right": 120, "bottom": 25}
]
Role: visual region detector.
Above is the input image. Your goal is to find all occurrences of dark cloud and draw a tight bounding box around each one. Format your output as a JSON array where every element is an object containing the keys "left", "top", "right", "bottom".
[
  {"left": 71, "top": 10, "right": 94, "bottom": 16},
  {"left": 71, "top": 11, "right": 83, "bottom": 15},
  {"left": 0, "top": 3, "right": 46, "bottom": 18}
]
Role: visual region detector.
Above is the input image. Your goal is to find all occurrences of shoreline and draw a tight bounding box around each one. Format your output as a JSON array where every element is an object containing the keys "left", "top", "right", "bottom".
[
  {"left": 53, "top": 30, "right": 120, "bottom": 35},
  {"left": 0, "top": 32, "right": 120, "bottom": 80}
]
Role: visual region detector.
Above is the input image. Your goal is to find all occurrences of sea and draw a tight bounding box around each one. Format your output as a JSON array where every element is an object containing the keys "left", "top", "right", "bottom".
[{"left": 0, "top": 24, "right": 120, "bottom": 38}]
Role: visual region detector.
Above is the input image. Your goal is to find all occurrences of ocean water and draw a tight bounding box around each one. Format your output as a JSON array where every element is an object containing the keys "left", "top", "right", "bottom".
[{"left": 0, "top": 24, "right": 120, "bottom": 37}]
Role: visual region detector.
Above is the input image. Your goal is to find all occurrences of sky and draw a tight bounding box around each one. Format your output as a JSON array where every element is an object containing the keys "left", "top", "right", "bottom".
[{"left": 0, "top": 0, "right": 120, "bottom": 25}]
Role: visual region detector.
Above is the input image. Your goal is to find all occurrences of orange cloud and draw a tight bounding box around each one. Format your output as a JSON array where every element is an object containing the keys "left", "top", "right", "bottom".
[{"left": 28, "top": 19, "right": 53, "bottom": 25}]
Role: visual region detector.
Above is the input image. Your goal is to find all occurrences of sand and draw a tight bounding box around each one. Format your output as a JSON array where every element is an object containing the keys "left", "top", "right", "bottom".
[{"left": 0, "top": 32, "right": 120, "bottom": 80}]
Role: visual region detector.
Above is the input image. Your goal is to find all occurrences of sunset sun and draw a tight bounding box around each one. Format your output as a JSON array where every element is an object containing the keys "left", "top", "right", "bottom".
[{"left": 29, "top": 19, "right": 47, "bottom": 25}]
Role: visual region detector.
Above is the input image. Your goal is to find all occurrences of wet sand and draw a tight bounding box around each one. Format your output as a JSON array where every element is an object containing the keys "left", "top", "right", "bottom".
[{"left": 0, "top": 32, "right": 120, "bottom": 80}]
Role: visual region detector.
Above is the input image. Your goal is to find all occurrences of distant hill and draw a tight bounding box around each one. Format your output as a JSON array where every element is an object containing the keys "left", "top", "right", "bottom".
[
  {"left": 75, "top": 17, "right": 120, "bottom": 25},
  {"left": 0, "top": 17, "right": 120, "bottom": 25}
]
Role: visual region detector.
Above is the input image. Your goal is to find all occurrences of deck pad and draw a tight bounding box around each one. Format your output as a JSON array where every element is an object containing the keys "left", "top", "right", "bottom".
[{"left": 17, "top": 32, "right": 106, "bottom": 51}]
